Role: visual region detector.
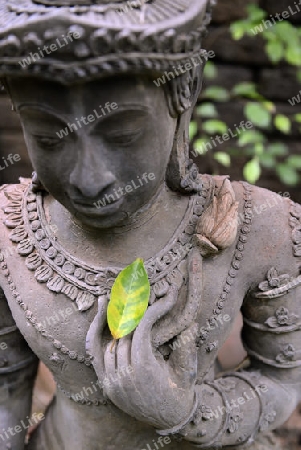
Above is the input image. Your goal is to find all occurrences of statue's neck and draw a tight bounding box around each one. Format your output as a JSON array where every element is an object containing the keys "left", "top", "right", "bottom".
[{"left": 45, "top": 184, "right": 191, "bottom": 265}]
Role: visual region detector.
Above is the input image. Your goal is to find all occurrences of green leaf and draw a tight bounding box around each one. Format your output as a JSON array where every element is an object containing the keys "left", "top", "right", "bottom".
[
  {"left": 194, "top": 138, "right": 211, "bottom": 155},
  {"left": 265, "top": 40, "right": 284, "bottom": 63},
  {"left": 189, "top": 121, "right": 198, "bottom": 140},
  {"left": 266, "top": 143, "right": 288, "bottom": 156},
  {"left": 232, "top": 82, "right": 260, "bottom": 99},
  {"left": 204, "top": 61, "right": 217, "bottom": 80},
  {"left": 259, "top": 153, "right": 276, "bottom": 169},
  {"left": 243, "top": 157, "right": 261, "bottom": 184},
  {"left": 196, "top": 103, "right": 218, "bottom": 118},
  {"left": 244, "top": 102, "right": 271, "bottom": 128},
  {"left": 274, "top": 114, "right": 292, "bottom": 134},
  {"left": 246, "top": 4, "right": 266, "bottom": 22},
  {"left": 230, "top": 22, "right": 247, "bottom": 40},
  {"left": 107, "top": 258, "right": 150, "bottom": 340},
  {"left": 202, "top": 119, "right": 228, "bottom": 134},
  {"left": 262, "top": 101, "right": 276, "bottom": 113},
  {"left": 286, "top": 46, "right": 301, "bottom": 66},
  {"left": 214, "top": 152, "right": 230, "bottom": 167},
  {"left": 276, "top": 164, "right": 299, "bottom": 186},
  {"left": 294, "top": 113, "right": 301, "bottom": 123},
  {"left": 238, "top": 130, "right": 265, "bottom": 146},
  {"left": 287, "top": 155, "right": 301, "bottom": 169},
  {"left": 202, "top": 86, "right": 230, "bottom": 101},
  {"left": 254, "top": 143, "right": 264, "bottom": 156}
]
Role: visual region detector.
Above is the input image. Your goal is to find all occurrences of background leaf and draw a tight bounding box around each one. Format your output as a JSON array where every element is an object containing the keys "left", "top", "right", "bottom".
[
  {"left": 244, "top": 103, "right": 271, "bottom": 128},
  {"left": 243, "top": 157, "right": 261, "bottom": 184},
  {"left": 274, "top": 114, "right": 292, "bottom": 134},
  {"left": 107, "top": 258, "right": 150, "bottom": 340},
  {"left": 214, "top": 152, "right": 231, "bottom": 167}
]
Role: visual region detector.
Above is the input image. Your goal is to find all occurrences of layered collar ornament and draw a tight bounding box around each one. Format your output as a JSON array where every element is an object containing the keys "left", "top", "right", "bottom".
[{"left": 3, "top": 177, "right": 212, "bottom": 311}]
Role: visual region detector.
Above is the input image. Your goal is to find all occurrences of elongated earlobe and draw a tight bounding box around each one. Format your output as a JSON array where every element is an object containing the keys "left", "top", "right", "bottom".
[{"left": 165, "top": 111, "right": 202, "bottom": 195}]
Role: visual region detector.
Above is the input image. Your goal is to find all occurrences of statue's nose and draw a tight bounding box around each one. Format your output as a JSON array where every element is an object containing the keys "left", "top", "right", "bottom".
[{"left": 69, "top": 144, "right": 116, "bottom": 199}]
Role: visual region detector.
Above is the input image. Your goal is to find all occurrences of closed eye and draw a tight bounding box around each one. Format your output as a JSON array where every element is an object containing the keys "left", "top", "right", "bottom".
[
  {"left": 103, "top": 128, "right": 144, "bottom": 146},
  {"left": 34, "top": 135, "right": 64, "bottom": 150}
]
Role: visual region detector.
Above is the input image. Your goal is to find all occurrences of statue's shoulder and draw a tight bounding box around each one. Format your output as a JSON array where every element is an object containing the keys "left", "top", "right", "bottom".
[
  {"left": 231, "top": 181, "right": 300, "bottom": 276},
  {"left": 196, "top": 176, "right": 295, "bottom": 264},
  {"left": 231, "top": 180, "right": 292, "bottom": 232}
]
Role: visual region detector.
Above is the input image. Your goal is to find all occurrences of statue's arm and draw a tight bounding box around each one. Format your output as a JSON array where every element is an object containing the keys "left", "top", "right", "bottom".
[
  {"left": 180, "top": 309, "right": 300, "bottom": 448},
  {"left": 179, "top": 200, "right": 301, "bottom": 447},
  {"left": 0, "top": 286, "right": 39, "bottom": 449}
]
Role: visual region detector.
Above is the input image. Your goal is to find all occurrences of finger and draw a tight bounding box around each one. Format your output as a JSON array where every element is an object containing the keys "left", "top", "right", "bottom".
[
  {"left": 152, "top": 248, "right": 202, "bottom": 347},
  {"left": 171, "top": 323, "right": 198, "bottom": 389},
  {"left": 116, "top": 334, "right": 132, "bottom": 372},
  {"left": 131, "top": 285, "right": 179, "bottom": 369},
  {"left": 103, "top": 340, "right": 138, "bottom": 418},
  {"left": 86, "top": 295, "right": 108, "bottom": 372},
  {"left": 104, "top": 340, "right": 117, "bottom": 375}
]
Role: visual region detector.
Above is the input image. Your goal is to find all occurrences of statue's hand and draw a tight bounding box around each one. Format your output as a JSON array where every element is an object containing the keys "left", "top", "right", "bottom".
[{"left": 92, "top": 284, "right": 198, "bottom": 429}]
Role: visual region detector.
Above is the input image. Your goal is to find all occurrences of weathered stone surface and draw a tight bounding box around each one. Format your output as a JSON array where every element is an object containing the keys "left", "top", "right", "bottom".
[
  {"left": 260, "top": 0, "right": 301, "bottom": 23},
  {"left": 211, "top": 0, "right": 259, "bottom": 23},
  {"left": 206, "top": 27, "right": 269, "bottom": 65},
  {"left": 202, "top": 64, "right": 253, "bottom": 92},
  {"left": 258, "top": 67, "right": 301, "bottom": 101}
]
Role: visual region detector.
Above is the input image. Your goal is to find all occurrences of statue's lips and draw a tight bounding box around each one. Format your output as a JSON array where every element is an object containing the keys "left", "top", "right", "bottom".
[{"left": 71, "top": 197, "right": 124, "bottom": 216}]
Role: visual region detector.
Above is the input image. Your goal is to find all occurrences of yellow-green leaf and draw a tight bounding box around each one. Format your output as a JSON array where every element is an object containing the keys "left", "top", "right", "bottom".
[{"left": 107, "top": 258, "right": 150, "bottom": 340}]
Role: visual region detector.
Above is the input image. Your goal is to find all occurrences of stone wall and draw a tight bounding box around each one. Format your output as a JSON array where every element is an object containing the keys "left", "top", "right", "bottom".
[{"left": 197, "top": 0, "right": 301, "bottom": 202}]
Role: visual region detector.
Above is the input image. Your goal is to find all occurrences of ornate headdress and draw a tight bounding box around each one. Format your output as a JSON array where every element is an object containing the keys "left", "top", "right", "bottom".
[
  {"left": 0, "top": 0, "right": 212, "bottom": 84},
  {"left": 0, "top": 0, "right": 214, "bottom": 194}
]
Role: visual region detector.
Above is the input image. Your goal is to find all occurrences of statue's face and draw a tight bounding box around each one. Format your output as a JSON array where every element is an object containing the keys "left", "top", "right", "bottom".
[{"left": 7, "top": 76, "right": 177, "bottom": 229}]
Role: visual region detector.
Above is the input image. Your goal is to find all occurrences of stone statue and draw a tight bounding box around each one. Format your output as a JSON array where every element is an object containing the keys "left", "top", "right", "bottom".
[{"left": 0, "top": 1, "right": 300, "bottom": 449}]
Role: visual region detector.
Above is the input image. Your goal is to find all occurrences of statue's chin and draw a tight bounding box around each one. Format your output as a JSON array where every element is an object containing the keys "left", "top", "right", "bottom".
[{"left": 72, "top": 210, "right": 129, "bottom": 231}]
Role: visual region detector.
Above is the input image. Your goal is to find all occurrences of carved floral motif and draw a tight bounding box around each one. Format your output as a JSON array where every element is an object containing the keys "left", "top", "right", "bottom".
[
  {"left": 214, "top": 378, "right": 236, "bottom": 393},
  {"left": 227, "top": 408, "right": 243, "bottom": 434},
  {"left": 276, "top": 344, "right": 297, "bottom": 364},
  {"left": 193, "top": 404, "right": 214, "bottom": 425},
  {"left": 259, "top": 403, "right": 277, "bottom": 432},
  {"left": 265, "top": 307, "right": 299, "bottom": 328},
  {"left": 290, "top": 202, "right": 301, "bottom": 257},
  {"left": 259, "top": 267, "right": 292, "bottom": 292}
]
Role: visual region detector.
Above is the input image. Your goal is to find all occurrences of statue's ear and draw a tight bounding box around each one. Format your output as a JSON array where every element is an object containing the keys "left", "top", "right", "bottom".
[
  {"left": 165, "top": 110, "right": 192, "bottom": 193},
  {"left": 165, "top": 63, "right": 204, "bottom": 193}
]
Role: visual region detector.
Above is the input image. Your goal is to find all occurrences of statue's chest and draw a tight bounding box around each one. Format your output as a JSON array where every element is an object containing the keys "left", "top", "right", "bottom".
[
  {"left": 0, "top": 235, "right": 247, "bottom": 409},
  {"left": 1, "top": 253, "right": 101, "bottom": 399},
  {"left": 0, "top": 180, "right": 251, "bottom": 398}
]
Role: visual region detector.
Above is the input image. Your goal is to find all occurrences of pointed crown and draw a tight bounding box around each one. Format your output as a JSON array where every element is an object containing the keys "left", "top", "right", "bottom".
[{"left": 0, "top": 0, "right": 212, "bottom": 83}]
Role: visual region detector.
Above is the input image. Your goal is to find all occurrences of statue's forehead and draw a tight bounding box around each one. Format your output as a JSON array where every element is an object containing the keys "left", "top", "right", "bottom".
[
  {"left": 8, "top": 77, "right": 152, "bottom": 106},
  {"left": 8, "top": 76, "right": 159, "bottom": 115}
]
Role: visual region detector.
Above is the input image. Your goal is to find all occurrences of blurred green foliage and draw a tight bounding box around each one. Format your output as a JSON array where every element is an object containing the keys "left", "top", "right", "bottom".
[{"left": 191, "top": 4, "right": 301, "bottom": 185}]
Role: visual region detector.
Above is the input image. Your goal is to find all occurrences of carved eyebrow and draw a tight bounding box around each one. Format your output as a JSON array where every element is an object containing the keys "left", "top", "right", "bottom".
[
  {"left": 89, "top": 107, "right": 150, "bottom": 133},
  {"left": 17, "top": 104, "right": 70, "bottom": 123},
  {"left": 18, "top": 103, "right": 151, "bottom": 123}
]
